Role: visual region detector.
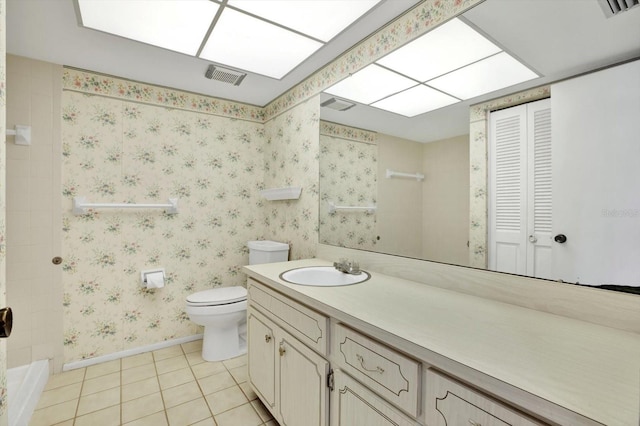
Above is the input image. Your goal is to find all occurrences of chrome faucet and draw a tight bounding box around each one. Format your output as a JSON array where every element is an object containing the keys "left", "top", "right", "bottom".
[{"left": 333, "top": 259, "right": 361, "bottom": 275}]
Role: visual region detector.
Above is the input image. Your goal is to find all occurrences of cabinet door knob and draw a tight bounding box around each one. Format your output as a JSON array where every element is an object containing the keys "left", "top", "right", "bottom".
[
  {"left": 265, "top": 334, "right": 272, "bottom": 343},
  {"left": 554, "top": 234, "right": 567, "bottom": 243},
  {"left": 279, "top": 345, "right": 286, "bottom": 357},
  {"left": 528, "top": 234, "right": 538, "bottom": 243}
]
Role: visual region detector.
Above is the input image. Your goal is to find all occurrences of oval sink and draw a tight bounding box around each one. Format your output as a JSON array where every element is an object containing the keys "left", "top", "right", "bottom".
[{"left": 279, "top": 266, "right": 370, "bottom": 287}]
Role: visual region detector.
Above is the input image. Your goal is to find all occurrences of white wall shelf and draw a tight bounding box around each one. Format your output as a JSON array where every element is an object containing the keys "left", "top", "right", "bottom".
[{"left": 261, "top": 187, "right": 302, "bottom": 201}]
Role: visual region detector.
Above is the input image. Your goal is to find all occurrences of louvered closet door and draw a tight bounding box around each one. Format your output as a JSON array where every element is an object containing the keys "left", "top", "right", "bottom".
[
  {"left": 489, "top": 105, "right": 528, "bottom": 275},
  {"left": 489, "top": 98, "right": 552, "bottom": 278},
  {"left": 526, "top": 99, "right": 553, "bottom": 279}
]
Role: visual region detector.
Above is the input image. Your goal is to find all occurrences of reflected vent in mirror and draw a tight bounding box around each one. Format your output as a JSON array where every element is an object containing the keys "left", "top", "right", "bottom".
[
  {"left": 598, "top": 0, "right": 639, "bottom": 17},
  {"left": 321, "top": 97, "right": 356, "bottom": 112},
  {"left": 204, "top": 64, "right": 247, "bottom": 86}
]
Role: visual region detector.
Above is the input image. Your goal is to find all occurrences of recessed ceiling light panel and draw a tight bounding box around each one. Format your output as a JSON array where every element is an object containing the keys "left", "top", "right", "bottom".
[
  {"left": 228, "top": 0, "right": 382, "bottom": 42},
  {"left": 371, "top": 85, "right": 459, "bottom": 117},
  {"left": 77, "top": 0, "right": 219, "bottom": 56},
  {"left": 427, "top": 52, "right": 538, "bottom": 99},
  {"left": 376, "top": 18, "right": 501, "bottom": 82},
  {"left": 324, "top": 64, "right": 417, "bottom": 105},
  {"left": 200, "top": 9, "right": 323, "bottom": 79}
]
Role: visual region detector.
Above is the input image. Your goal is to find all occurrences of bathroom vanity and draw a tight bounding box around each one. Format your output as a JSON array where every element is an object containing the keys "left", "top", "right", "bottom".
[{"left": 243, "top": 258, "right": 640, "bottom": 426}]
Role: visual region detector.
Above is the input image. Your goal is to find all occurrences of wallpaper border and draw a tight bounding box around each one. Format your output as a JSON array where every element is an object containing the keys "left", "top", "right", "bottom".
[
  {"left": 62, "top": 68, "right": 266, "bottom": 123},
  {"left": 319, "top": 120, "right": 377, "bottom": 144}
]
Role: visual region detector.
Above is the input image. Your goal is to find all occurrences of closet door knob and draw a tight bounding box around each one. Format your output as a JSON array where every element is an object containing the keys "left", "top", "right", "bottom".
[
  {"left": 528, "top": 235, "right": 538, "bottom": 243},
  {"left": 554, "top": 234, "right": 567, "bottom": 244}
]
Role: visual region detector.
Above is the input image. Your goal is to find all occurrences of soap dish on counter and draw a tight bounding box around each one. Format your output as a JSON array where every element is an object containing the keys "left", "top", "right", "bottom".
[{"left": 261, "top": 186, "right": 302, "bottom": 201}]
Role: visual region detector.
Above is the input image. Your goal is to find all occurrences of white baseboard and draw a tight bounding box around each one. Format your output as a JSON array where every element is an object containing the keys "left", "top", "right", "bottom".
[{"left": 62, "top": 334, "right": 203, "bottom": 371}]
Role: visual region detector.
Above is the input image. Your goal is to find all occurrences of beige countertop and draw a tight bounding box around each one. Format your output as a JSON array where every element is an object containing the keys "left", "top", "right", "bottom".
[{"left": 244, "top": 258, "right": 640, "bottom": 426}]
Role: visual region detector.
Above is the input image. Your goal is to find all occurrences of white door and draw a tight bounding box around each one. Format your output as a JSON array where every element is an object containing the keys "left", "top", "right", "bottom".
[
  {"left": 551, "top": 60, "right": 640, "bottom": 286},
  {"left": 489, "top": 99, "right": 552, "bottom": 278}
]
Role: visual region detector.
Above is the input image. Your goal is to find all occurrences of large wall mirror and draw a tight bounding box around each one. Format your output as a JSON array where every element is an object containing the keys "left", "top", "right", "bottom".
[{"left": 319, "top": 0, "right": 640, "bottom": 292}]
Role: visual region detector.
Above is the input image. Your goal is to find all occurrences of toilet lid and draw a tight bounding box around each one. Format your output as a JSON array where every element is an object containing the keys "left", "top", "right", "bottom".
[{"left": 186, "top": 286, "right": 247, "bottom": 306}]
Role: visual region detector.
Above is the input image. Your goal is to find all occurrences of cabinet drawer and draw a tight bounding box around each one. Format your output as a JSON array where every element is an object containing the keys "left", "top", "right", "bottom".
[
  {"left": 425, "top": 370, "right": 545, "bottom": 426},
  {"left": 332, "top": 323, "right": 420, "bottom": 417},
  {"left": 248, "top": 278, "right": 329, "bottom": 356},
  {"left": 331, "top": 369, "right": 419, "bottom": 426}
]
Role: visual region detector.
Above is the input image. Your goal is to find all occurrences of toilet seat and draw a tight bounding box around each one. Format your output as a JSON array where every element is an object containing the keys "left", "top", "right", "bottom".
[{"left": 186, "top": 286, "right": 247, "bottom": 307}]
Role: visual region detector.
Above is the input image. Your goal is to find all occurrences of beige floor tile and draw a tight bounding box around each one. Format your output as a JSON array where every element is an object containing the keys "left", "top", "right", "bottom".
[
  {"left": 122, "top": 376, "right": 160, "bottom": 402},
  {"left": 189, "top": 418, "right": 217, "bottom": 426},
  {"left": 36, "top": 382, "right": 82, "bottom": 409},
  {"left": 81, "top": 371, "right": 120, "bottom": 395},
  {"left": 74, "top": 405, "right": 120, "bottom": 426},
  {"left": 122, "top": 363, "right": 157, "bottom": 385},
  {"left": 123, "top": 411, "right": 169, "bottom": 426},
  {"left": 214, "top": 402, "right": 262, "bottom": 426},
  {"left": 228, "top": 366, "right": 247, "bottom": 384},
  {"left": 122, "top": 352, "right": 154, "bottom": 370},
  {"left": 153, "top": 345, "right": 184, "bottom": 361},
  {"left": 44, "top": 368, "right": 85, "bottom": 391},
  {"left": 76, "top": 387, "right": 120, "bottom": 416},
  {"left": 162, "top": 380, "right": 203, "bottom": 409},
  {"left": 166, "top": 397, "right": 212, "bottom": 426},
  {"left": 222, "top": 355, "right": 246, "bottom": 370},
  {"left": 191, "top": 360, "right": 226, "bottom": 379},
  {"left": 239, "top": 382, "right": 258, "bottom": 401},
  {"left": 205, "top": 385, "right": 248, "bottom": 415},
  {"left": 186, "top": 351, "right": 206, "bottom": 366},
  {"left": 197, "top": 370, "right": 236, "bottom": 395},
  {"left": 122, "top": 392, "right": 165, "bottom": 423},
  {"left": 251, "top": 399, "right": 274, "bottom": 422},
  {"left": 155, "top": 354, "right": 189, "bottom": 375},
  {"left": 181, "top": 339, "right": 203, "bottom": 354},
  {"left": 158, "top": 367, "right": 195, "bottom": 390},
  {"left": 85, "top": 359, "right": 121, "bottom": 379},
  {"left": 29, "top": 400, "right": 78, "bottom": 426}
]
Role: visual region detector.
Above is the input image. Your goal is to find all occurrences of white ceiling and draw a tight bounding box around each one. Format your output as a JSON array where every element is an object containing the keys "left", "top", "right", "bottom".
[{"left": 7, "top": 0, "right": 640, "bottom": 143}]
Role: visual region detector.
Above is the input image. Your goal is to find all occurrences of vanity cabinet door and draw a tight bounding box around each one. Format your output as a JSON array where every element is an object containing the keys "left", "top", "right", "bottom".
[
  {"left": 331, "top": 369, "right": 419, "bottom": 426},
  {"left": 247, "top": 307, "right": 276, "bottom": 409},
  {"left": 277, "top": 328, "right": 330, "bottom": 426}
]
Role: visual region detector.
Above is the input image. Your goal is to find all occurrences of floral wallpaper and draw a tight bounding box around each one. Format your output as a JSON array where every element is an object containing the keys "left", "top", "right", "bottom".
[
  {"left": 0, "top": 0, "right": 7, "bottom": 420},
  {"left": 61, "top": 90, "right": 268, "bottom": 362},
  {"left": 468, "top": 85, "right": 551, "bottom": 268},
  {"left": 319, "top": 122, "right": 378, "bottom": 250},
  {"left": 263, "top": 96, "right": 320, "bottom": 261}
]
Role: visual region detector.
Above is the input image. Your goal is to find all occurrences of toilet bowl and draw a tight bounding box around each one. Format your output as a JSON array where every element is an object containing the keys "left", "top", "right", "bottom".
[
  {"left": 185, "top": 287, "right": 248, "bottom": 362},
  {"left": 186, "top": 240, "right": 289, "bottom": 362}
]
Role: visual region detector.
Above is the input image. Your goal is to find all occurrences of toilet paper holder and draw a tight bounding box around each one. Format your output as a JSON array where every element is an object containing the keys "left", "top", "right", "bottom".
[{"left": 141, "top": 268, "right": 165, "bottom": 287}]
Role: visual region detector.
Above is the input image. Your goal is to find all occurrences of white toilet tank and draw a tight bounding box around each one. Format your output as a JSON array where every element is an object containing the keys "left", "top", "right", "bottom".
[{"left": 248, "top": 240, "right": 289, "bottom": 265}]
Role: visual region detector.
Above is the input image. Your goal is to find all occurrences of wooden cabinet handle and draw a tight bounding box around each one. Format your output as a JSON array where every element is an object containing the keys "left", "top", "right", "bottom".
[
  {"left": 279, "top": 345, "right": 286, "bottom": 357},
  {"left": 265, "top": 334, "right": 272, "bottom": 343},
  {"left": 356, "top": 354, "right": 384, "bottom": 374}
]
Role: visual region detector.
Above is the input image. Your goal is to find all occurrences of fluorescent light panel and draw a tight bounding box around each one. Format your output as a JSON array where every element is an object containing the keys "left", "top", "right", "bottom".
[
  {"left": 77, "top": 0, "right": 219, "bottom": 56},
  {"left": 324, "top": 64, "right": 417, "bottom": 105},
  {"left": 371, "top": 85, "right": 459, "bottom": 117},
  {"left": 376, "top": 18, "right": 501, "bottom": 82},
  {"left": 427, "top": 52, "right": 539, "bottom": 99},
  {"left": 200, "top": 9, "right": 323, "bottom": 79},
  {"left": 228, "top": 0, "right": 382, "bottom": 42}
]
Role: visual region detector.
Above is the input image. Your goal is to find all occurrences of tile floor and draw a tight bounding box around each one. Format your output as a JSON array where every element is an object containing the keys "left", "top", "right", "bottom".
[{"left": 29, "top": 340, "right": 276, "bottom": 426}]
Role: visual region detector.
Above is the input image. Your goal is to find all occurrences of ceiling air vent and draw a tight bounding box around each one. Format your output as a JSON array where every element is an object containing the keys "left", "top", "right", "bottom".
[
  {"left": 205, "top": 65, "right": 247, "bottom": 86},
  {"left": 598, "top": 0, "right": 640, "bottom": 17},
  {"left": 321, "top": 97, "right": 356, "bottom": 112}
]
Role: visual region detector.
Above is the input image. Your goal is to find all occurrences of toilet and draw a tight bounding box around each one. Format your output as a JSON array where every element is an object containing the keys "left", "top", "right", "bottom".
[{"left": 186, "top": 240, "right": 289, "bottom": 362}]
